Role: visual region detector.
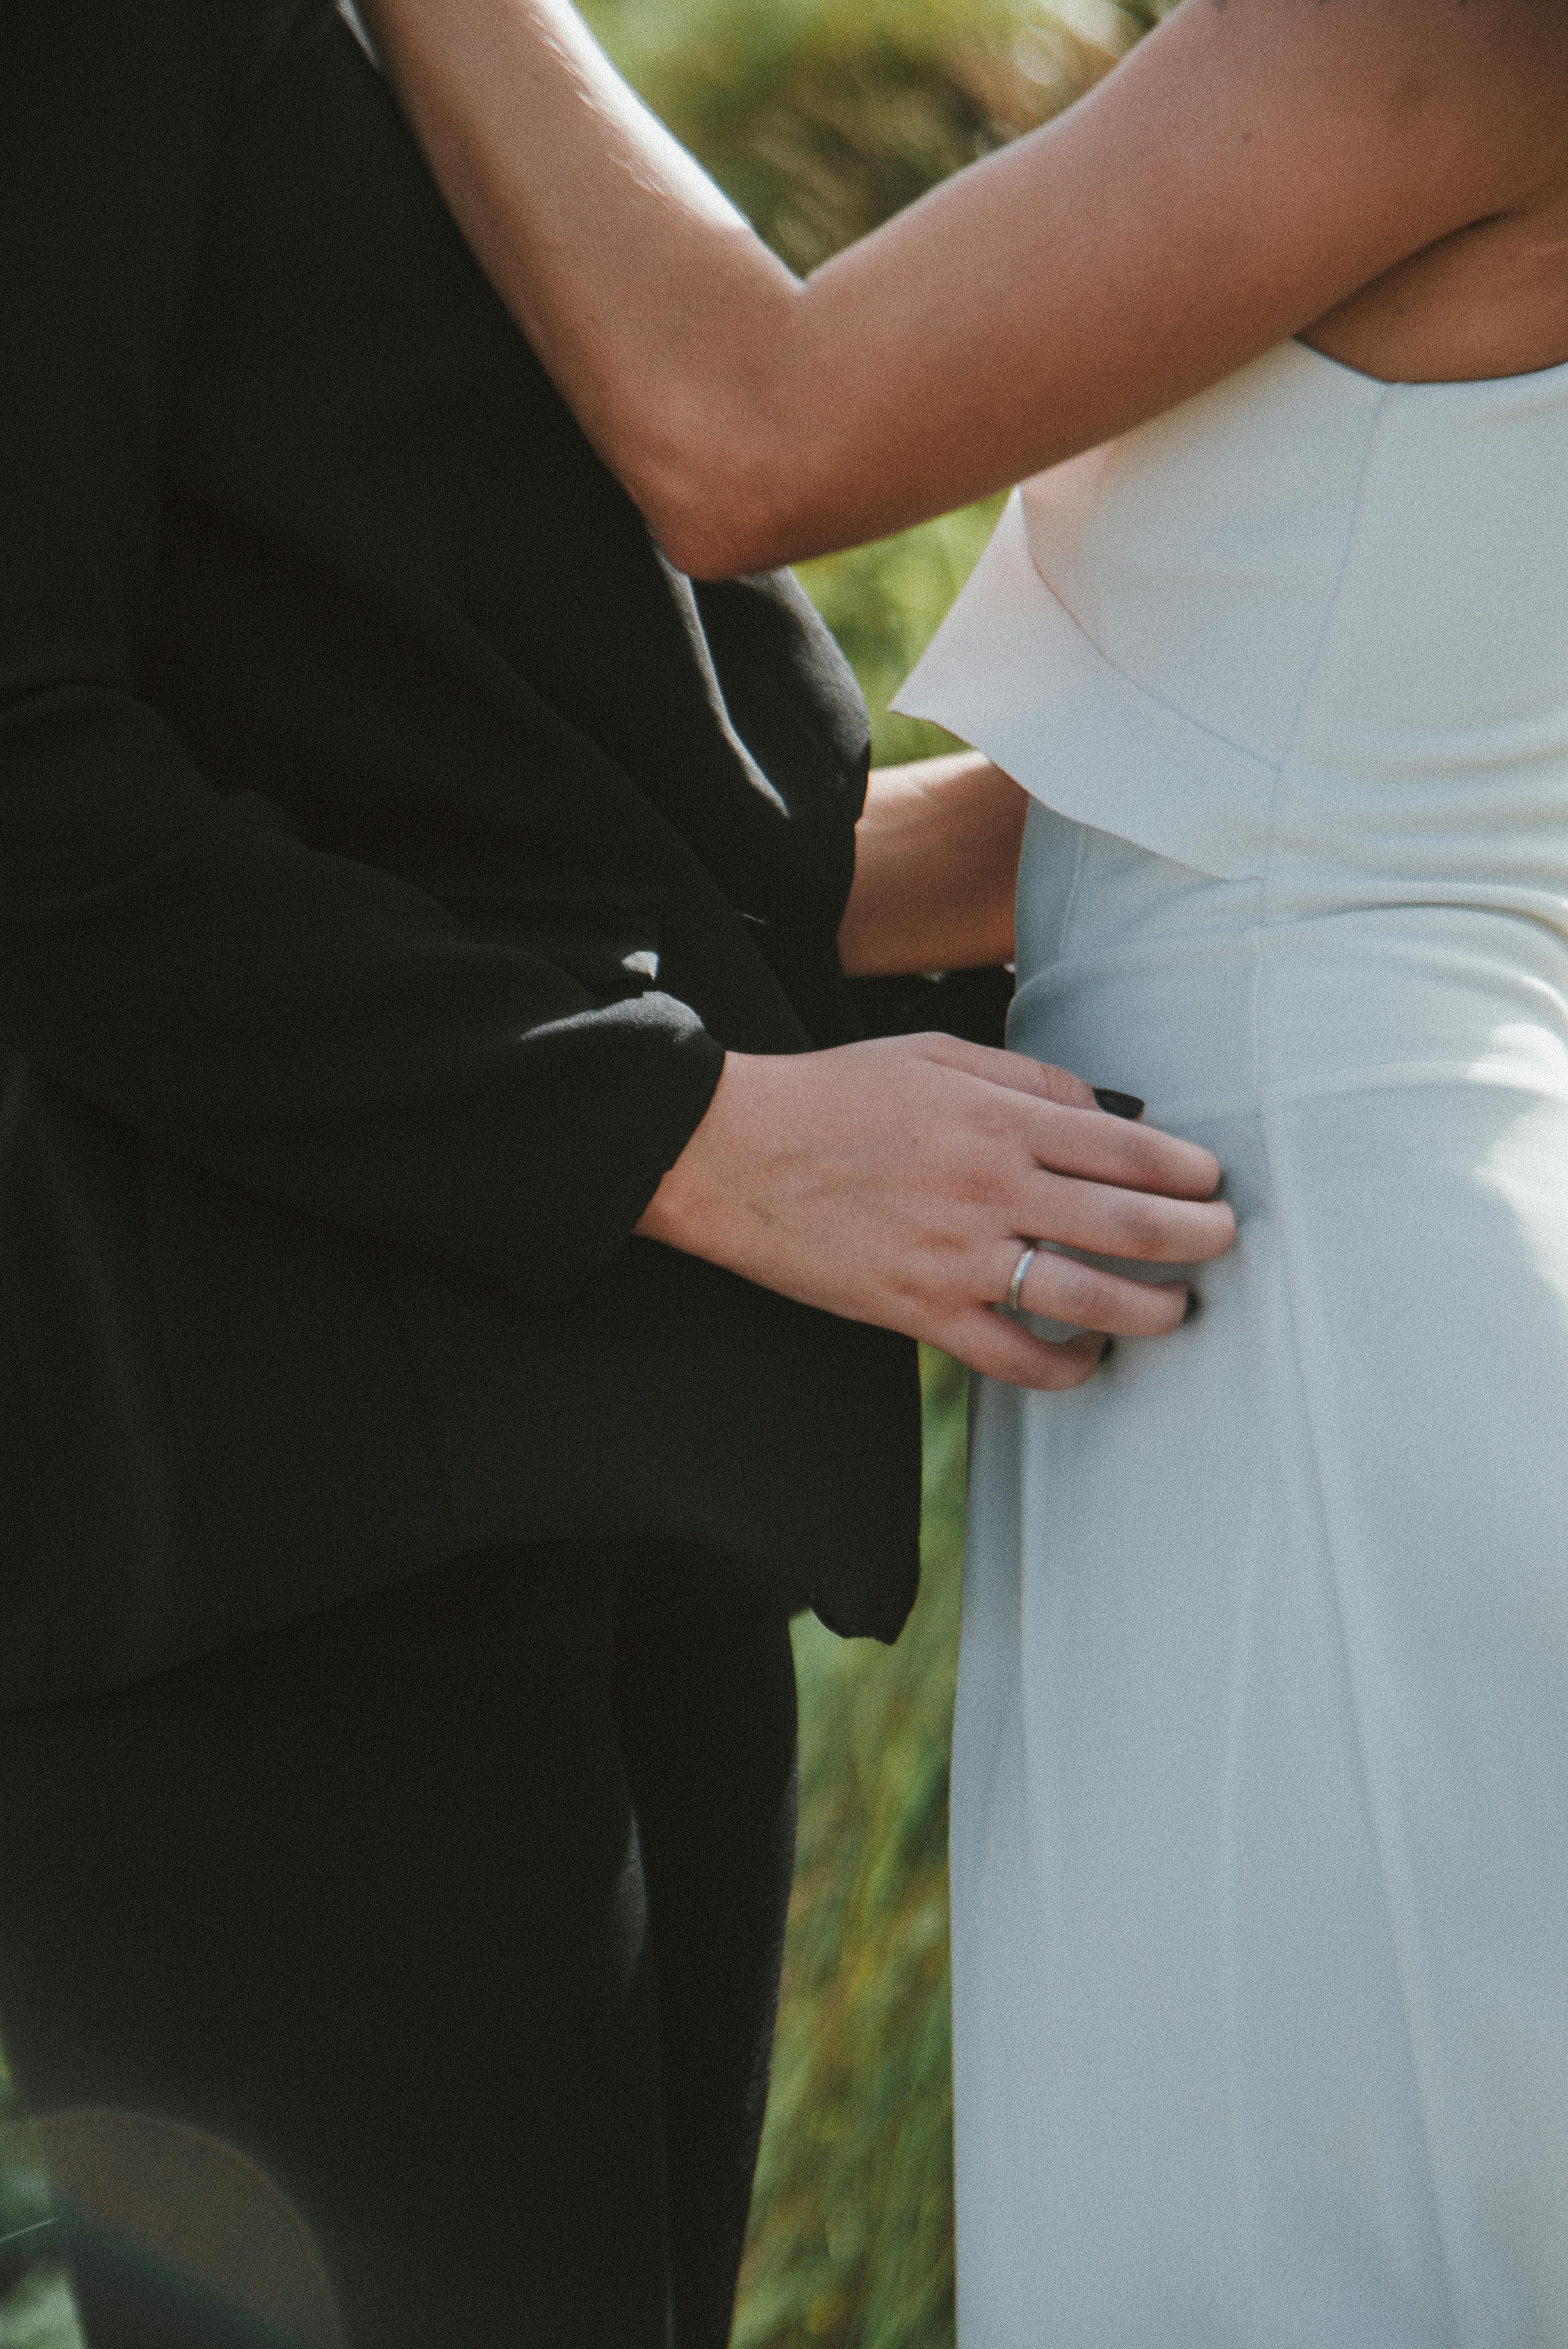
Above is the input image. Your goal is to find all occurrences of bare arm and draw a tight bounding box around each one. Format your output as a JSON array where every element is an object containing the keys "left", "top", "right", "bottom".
[
  {"left": 837, "top": 754, "right": 1028, "bottom": 980},
  {"left": 359, "top": 0, "right": 1568, "bottom": 576}
]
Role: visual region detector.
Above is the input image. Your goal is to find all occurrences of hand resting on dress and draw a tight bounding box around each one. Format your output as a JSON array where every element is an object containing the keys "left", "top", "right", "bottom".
[{"left": 635, "top": 1034, "right": 1234, "bottom": 1390}]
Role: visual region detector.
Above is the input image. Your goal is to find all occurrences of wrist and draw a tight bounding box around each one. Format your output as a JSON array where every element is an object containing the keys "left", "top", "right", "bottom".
[{"left": 633, "top": 1051, "right": 770, "bottom": 1259}]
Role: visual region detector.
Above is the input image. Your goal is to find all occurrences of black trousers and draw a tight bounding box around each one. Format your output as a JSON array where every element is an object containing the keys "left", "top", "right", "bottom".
[{"left": 0, "top": 1540, "right": 798, "bottom": 2348}]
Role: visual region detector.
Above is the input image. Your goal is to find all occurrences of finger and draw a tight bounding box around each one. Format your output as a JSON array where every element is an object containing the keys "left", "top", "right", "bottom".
[
  {"left": 939, "top": 1309, "right": 1108, "bottom": 1391},
  {"left": 1018, "top": 1099, "right": 1225, "bottom": 1201},
  {"left": 906, "top": 1036, "right": 1223, "bottom": 1197},
  {"left": 1014, "top": 1174, "right": 1236, "bottom": 1265},
  {"left": 907, "top": 1031, "right": 1100, "bottom": 1111},
  {"left": 1091, "top": 1086, "right": 1146, "bottom": 1122},
  {"left": 1005, "top": 1246, "right": 1190, "bottom": 1336}
]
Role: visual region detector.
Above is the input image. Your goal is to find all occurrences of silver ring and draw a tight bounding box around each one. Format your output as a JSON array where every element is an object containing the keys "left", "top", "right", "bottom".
[{"left": 1006, "top": 1244, "right": 1039, "bottom": 1314}]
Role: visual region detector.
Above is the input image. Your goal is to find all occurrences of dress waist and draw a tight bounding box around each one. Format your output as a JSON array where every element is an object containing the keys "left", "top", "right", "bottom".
[{"left": 1012, "top": 807, "right": 1568, "bottom": 1125}]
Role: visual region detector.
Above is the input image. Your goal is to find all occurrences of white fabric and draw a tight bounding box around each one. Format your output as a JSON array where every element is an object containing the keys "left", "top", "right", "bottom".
[{"left": 897, "top": 340, "right": 1568, "bottom": 2345}]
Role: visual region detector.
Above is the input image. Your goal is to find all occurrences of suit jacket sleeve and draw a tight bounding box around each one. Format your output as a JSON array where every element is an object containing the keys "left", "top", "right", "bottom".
[{"left": 0, "top": 0, "right": 725, "bottom": 1308}]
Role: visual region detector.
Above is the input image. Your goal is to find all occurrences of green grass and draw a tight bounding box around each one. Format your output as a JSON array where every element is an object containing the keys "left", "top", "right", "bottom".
[{"left": 736, "top": 1351, "right": 969, "bottom": 2349}]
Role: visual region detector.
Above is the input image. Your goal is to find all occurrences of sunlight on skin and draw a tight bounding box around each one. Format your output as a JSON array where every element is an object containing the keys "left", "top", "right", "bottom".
[{"left": 361, "top": 0, "right": 1568, "bottom": 576}]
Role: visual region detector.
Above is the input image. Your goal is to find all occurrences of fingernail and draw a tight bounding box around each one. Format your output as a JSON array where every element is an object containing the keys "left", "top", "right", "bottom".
[
  {"left": 1093, "top": 1087, "right": 1145, "bottom": 1121},
  {"left": 1098, "top": 1338, "right": 1114, "bottom": 1367},
  {"left": 1181, "top": 1289, "right": 1199, "bottom": 1324}
]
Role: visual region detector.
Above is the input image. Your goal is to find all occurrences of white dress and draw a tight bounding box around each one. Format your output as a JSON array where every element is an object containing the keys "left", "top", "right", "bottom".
[{"left": 893, "top": 337, "right": 1568, "bottom": 2347}]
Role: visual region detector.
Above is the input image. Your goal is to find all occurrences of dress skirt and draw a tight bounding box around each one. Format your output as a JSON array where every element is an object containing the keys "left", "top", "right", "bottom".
[{"left": 951, "top": 802, "right": 1568, "bottom": 2347}]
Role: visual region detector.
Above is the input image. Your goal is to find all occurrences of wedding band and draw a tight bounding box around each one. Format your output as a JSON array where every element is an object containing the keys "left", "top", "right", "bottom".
[{"left": 1006, "top": 1244, "right": 1039, "bottom": 1314}]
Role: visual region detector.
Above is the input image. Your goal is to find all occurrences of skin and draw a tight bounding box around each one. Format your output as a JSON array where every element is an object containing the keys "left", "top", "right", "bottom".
[
  {"left": 359, "top": 0, "right": 1568, "bottom": 567},
  {"left": 647, "top": 1036, "right": 1227, "bottom": 1388},
  {"left": 356, "top": 0, "right": 1568, "bottom": 1387},
  {"left": 836, "top": 752, "right": 1028, "bottom": 982}
]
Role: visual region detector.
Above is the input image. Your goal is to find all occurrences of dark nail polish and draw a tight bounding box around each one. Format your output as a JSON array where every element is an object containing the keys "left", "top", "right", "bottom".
[
  {"left": 1182, "top": 1289, "right": 1200, "bottom": 1324},
  {"left": 1098, "top": 1338, "right": 1114, "bottom": 1367},
  {"left": 1093, "top": 1087, "right": 1146, "bottom": 1121}
]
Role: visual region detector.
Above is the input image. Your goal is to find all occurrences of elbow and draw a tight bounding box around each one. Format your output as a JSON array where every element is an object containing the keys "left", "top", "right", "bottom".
[
  {"left": 583, "top": 283, "right": 820, "bottom": 577},
  {"left": 641, "top": 467, "right": 792, "bottom": 584},
  {"left": 649, "top": 504, "right": 775, "bottom": 585},
  {"left": 616, "top": 409, "right": 801, "bottom": 582}
]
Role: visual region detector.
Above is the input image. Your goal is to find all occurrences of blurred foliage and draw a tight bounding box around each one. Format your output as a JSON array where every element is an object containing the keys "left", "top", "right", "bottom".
[
  {"left": 0, "top": 2272, "right": 75, "bottom": 2349},
  {"left": 793, "top": 504, "right": 1003, "bottom": 766},
  {"left": 735, "top": 1351, "right": 968, "bottom": 2349},
  {"left": 582, "top": 0, "right": 1155, "bottom": 274}
]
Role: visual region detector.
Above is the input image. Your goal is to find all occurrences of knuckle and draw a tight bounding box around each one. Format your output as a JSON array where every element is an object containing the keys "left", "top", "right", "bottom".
[
  {"left": 1123, "top": 1126, "right": 1182, "bottom": 1186},
  {"left": 1112, "top": 1194, "right": 1174, "bottom": 1255},
  {"left": 1018, "top": 1059, "right": 1067, "bottom": 1103},
  {"left": 950, "top": 1152, "right": 1013, "bottom": 1211},
  {"left": 975, "top": 1096, "right": 1025, "bottom": 1145},
  {"left": 1071, "top": 1275, "right": 1126, "bottom": 1329}
]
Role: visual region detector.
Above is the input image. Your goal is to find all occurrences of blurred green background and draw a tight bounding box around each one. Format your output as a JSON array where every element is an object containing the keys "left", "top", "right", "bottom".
[{"left": 0, "top": 3, "right": 1169, "bottom": 2343}]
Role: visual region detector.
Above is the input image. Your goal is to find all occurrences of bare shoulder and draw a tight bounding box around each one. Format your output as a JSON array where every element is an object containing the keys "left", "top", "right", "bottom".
[
  {"left": 1121, "top": 0, "right": 1568, "bottom": 379},
  {"left": 1093, "top": 0, "right": 1568, "bottom": 228},
  {"left": 1144, "top": 0, "right": 1568, "bottom": 131}
]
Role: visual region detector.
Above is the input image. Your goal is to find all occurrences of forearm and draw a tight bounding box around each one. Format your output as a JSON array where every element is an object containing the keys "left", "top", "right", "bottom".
[
  {"left": 354, "top": 0, "right": 1482, "bottom": 580},
  {"left": 359, "top": 0, "right": 805, "bottom": 575},
  {"left": 836, "top": 754, "right": 1027, "bottom": 979},
  {"left": 358, "top": 0, "right": 1039, "bottom": 572}
]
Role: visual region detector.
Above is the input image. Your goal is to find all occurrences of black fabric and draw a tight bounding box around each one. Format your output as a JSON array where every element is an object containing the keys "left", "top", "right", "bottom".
[
  {"left": 0, "top": 1538, "right": 798, "bottom": 2348},
  {"left": 849, "top": 965, "right": 1017, "bottom": 1053},
  {"left": 0, "top": 0, "right": 922, "bottom": 1704}
]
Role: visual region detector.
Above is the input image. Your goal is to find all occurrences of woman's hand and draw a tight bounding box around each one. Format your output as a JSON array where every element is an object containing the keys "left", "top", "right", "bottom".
[
  {"left": 837, "top": 753, "right": 1028, "bottom": 979},
  {"left": 635, "top": 1035, "right": 1234, "bottom": 1390}
]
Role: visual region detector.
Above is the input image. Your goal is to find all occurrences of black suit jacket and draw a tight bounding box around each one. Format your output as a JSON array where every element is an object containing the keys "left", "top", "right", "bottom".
[{"left": 0, "top": 0, "right": 949, "bottom": 1705}]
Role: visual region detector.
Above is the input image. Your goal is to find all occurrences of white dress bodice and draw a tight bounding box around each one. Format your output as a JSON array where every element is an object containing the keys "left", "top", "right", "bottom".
[
  {"left": 898, "top": 344, "right": 1568, "bottom": 2348},
  {"left": 895, "top": 337, "right": 1568, "bottom": 902}
]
